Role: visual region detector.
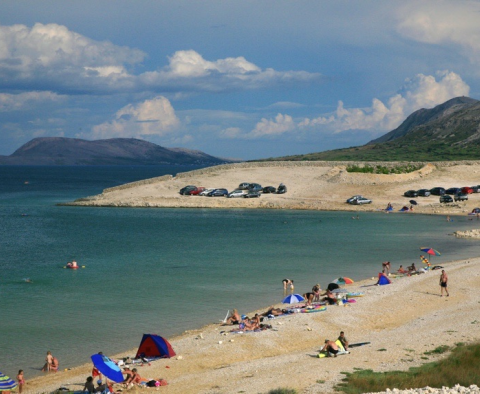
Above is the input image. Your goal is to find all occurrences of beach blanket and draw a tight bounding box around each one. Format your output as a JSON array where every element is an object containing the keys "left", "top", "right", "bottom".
[
  {"left": 300, "top": 305, "right": 327, "bottom": 313},
  {"left": 346, "top": 292, "right": 364, "bottom": 298}
]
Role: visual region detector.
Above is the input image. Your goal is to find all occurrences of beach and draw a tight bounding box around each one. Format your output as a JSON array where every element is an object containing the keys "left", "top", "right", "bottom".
[
  {"left": 22, "top": 256, "right": 480, "bottom": 394},
  {"left": 18, "top": 161, "right": 480, "bottom": 393}
]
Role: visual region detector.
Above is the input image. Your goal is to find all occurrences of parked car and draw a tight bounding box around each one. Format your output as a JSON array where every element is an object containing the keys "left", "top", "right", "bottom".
[
  {"left": 227, "top": 189, "right": 245, "bottom": 198},
  {"left": 199, "top": 188, "right": 215, "bottom": 196},
  {"left": 440, "top": 195, "right": 453, "bottom": 203},
  {"left": 454, "top": 193, "right": 468, "bottom": 202},
  {"left": 238, "top": 182, "right": 251, "bottom": 190},
  {"left": 244, "top": 191, "right": 260, "bottom": 198},
  {"left": 350, "top": 197, "right": 372, "bottom": 205},
  {"left": 430, "top": 187, "right": 446, "bottom": 196},
  {"left": 471, "top": 186, "right": 479, "bottom": 193},
  {"left": 179, "top": 185, "right": 197, "bottom": 195},
  {"left": 262, "top": 186, "right": 276, "bottom": 193},
  {"left": 207, "top": 188, "right": 228, "bottom": 197},
  {"left": 416, "top": 189, "right": 431, "bottom": 197},
  {"left": 461, "top": 186, "right": 474, "bottom": 194},
  {"left": 276, "top": 183, "right": 287, "bottom": 194},
  {"left": 247, "top": 183, "right": 262, "bottom": 192},
  {"left": 404, "top": 190, "right": 418, "bottom": 198},
  {"left": 445, "top": 187, "right": 461, "bottom": 195},
  {"left": 346, "top": 195, "right": 363, "bottom": 203},
  {"left": 186, "top": 186, "right": 205, "bottom": 195}
]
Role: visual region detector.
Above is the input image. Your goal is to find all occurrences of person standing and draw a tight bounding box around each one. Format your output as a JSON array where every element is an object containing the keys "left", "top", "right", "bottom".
[
  {"left": 440, "top": 270, "right": 449, "bottom": 297},
  {"left": 16, "top": 370, "right": 25, "bottom": 394},
  {"left": 382, "top": 261, "right": 391, "bottom": 275},
  {"left": 42, "top": 351, "right": 54, "bottom": 372}
]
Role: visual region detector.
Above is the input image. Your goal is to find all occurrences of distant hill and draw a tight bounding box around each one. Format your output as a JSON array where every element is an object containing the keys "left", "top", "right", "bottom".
[
  {"left": 0, "top": 137, "right": 235, "bottom": 166},
  {"left": 260, "top": 96, "right": 480, "bottom": 162}
]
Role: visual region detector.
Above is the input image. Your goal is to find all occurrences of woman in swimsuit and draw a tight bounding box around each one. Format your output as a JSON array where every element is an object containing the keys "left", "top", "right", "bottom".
[
  {"left": 42, "top": 351, "right": 54, "bottom": 372},
  {"left": 17, "top": 370, "right": 25, "bottom": 394},
  {"left": 282, "top": 279, "right": 294, "bottom": 291}
]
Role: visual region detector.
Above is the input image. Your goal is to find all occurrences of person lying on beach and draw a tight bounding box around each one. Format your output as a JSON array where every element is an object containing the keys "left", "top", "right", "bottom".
[
  {"left": 262, "top": 306, "right": 285, "bottom": 317},
  {"left": 224, "top": 309, "right": 241, "bottom": 325},
  {"left": 238, "top": 315, "right": 259, "bottom": 331},
  {"left": 321, "top": 340, "right": 339, "bottom": 357}
]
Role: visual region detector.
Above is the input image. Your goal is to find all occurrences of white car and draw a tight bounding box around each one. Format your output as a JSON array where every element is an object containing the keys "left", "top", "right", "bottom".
[
  {"left": 350, "top": 196, "right": 372, "bottom": 205},
  {"left": 227, "top": 189, "right": 246, "bottom": 198},
  {"left": 346, "top": 195, "right": 363, "bottom": 204},
  {"left": 199, "top": 188, "right": 215, "bottom": 196}
]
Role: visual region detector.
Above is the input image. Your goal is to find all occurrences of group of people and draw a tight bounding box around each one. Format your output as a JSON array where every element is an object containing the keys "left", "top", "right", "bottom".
[
  {"left": 320, "top": 331, "right": 349, "bottom": 357},
  {"left": 224, "top": 309, "right": 271, "bottom": 331},
  {"left": 41, "top": 351, "right": 59, "bottom": 372}
]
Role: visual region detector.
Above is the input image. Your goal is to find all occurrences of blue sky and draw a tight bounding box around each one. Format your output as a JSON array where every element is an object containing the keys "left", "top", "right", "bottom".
[{"left": 1, "top": 1, "right": 479, "bottom": 160}]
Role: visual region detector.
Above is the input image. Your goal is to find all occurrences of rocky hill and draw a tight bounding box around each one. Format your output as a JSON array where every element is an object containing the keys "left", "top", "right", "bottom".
[
  {"left": 0, "top": 137, "right": 234, "bottom": 166},
  {"left": 262, "top": 96, "right": 480, "bottom": 161}
]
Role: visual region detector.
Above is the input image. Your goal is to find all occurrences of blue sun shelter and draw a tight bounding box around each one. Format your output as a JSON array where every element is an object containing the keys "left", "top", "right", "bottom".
[{"left": 135, "top": 334, "right": 176, "bottom": 359}]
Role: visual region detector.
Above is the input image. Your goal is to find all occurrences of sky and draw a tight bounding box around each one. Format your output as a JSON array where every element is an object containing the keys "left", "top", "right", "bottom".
[{"left": 0, "top": 1, "right": 479, "bottom": 160}]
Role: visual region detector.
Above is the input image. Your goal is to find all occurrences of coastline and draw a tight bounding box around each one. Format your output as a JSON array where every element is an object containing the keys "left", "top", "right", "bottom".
[{"left": 23, "top": 256, "right": 480, "bottom": 394}]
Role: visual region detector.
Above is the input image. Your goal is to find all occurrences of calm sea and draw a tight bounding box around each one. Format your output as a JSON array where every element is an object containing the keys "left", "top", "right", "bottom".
[{"left": 1, "top": 165, "right": 479, "bottom": 379}]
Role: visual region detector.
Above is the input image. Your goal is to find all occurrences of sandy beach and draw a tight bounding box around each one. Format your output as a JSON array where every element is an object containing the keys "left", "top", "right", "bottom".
[
  {"left": 21, "top": 161, "right": 480, "bottom": 393},
  {"left": 22, "top": 257, "right": 480, "bottom": 394}
]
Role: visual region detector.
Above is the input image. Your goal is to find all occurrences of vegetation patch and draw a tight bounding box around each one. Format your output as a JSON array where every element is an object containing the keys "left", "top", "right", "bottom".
[
  {"left": 345, "top": 164, "right": 422, "bottom": 174},
  {"left": 424, "top": 345, "right": 449, "bottom": 355},
  {"left": 334, "top": 342, "right": 480, "bottom": 394},
  {"left": 267, "top": 389, "right": 297, "bottom": 394}
]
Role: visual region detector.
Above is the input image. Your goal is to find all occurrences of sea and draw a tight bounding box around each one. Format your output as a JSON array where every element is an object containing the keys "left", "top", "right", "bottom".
[{"left": 1, "top": 165, "right": 480, "bottom": 380}]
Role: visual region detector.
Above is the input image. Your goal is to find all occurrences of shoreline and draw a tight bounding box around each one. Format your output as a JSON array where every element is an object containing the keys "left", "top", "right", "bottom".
[{"left": 22, "top": 256, "right": 480, "bottom": 394}]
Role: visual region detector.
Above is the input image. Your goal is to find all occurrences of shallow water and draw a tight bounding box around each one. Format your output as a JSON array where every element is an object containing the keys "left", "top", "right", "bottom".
[{"left": 1, "top": 165, "right": 479, "bottom": 379}]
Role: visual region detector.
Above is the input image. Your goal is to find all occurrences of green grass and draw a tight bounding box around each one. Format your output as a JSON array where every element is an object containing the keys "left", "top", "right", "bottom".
[
  {"left": 335, "top": 342, "right": 480, "bottom": 394},
  {"left": 346, "top": 164, "right": 422, "bottom": 174},
  {"left": 267, "top": 389, "right": 297, "bottom": 394}
]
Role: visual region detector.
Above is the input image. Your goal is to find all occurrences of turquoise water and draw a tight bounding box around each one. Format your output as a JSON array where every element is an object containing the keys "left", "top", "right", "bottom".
[{"left": 1, "top": 165, "right": 480, "bottom": 379}]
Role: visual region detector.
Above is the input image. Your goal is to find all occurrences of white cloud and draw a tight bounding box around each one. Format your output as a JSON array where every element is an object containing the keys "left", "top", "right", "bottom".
[
  {"left": 0, "top": 91, "right": 63, "bottom": 111},
  {"left": 247, "top": 113, "right": 295, "bottom": 139},
  {"left": 300, "top": 70, "right": 469, "bottom": 134},
  {"left": 87, "top": 96, "right": 180, "bottom": 139},
  {"left": 0, "top": 23, "right": 321, "bottom": 95},
  {"left": 397, "top": 2, "right": 480, "bottom": 64}
]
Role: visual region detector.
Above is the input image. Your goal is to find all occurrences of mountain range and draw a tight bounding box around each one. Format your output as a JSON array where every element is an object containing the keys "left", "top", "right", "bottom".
[
  {"left": 264, "top": 96, "right": 480, "bottom": 161},
  {"left": 0, "top": 137, "right": 234, "bottom": 166}
]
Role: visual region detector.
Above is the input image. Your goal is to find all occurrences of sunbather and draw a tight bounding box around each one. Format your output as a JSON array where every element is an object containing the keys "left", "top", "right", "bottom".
[
  {"left": 320, "top": 289, "right": 336, "bottom": 305},
  {"left": 321, "top": 340, "right": 339, "bottom": 357},
  {"left": 124, "top": 368, "right": 148, "bottom": 386},
  {"left": 224, "top": 309, "right": 241, "bottom": 325},
  {"left": 262, "top": 306, "right": 284, "bottom": 317}
]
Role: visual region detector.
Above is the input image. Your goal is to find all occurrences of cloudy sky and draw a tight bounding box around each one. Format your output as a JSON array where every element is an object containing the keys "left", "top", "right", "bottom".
[{"left": 1, "top": 1, "right": 479, "bottom": 160}]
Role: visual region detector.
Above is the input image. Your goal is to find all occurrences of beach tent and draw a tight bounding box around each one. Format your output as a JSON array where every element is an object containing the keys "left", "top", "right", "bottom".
[
  {"left": 135, "top": 334, "right": 176, "bottom": 359},
  {"left": 377, "top": 275, "right": 391, "bottom": 285}
]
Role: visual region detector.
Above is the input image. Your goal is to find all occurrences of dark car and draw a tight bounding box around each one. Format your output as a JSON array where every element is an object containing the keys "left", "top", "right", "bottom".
[
  {"left": 207, "top": 188, "right": 228, "bottom": 197},
  {"left": 238, "top": 182, "right": 250, "bottom": 190},
  {"left": 179, "top": 185, "right": 197, "bottom": 195},
  {"left": 445, "top": 187, "right": 461, "bottom": 195},
  {"left": 244, "top": 191, "right": 260, "bottom": 198},
  {"left": 276, "top": 183, "right": 287, "bottom": 194},
  {"left": 416, "top": 189, "right": 431, "bottom": 197},
  {"left": 461, "top": 186, "right": 474, "bottom": 194},
  {"left": 247, "top": 183, "right": 262, "bottom": 192},
  {"left": 454, "top": 193, "right": 468, "bottom": 202},
  {"left": 430, "top": 187, "right": 446, "bottom": 196},
  {"left": 186, "top": 186, "right": 205, "bottom": 195},
  {"left": 471, "top": 186, "right": 479, "bottom": 193},
  {"left": 262, "top": 186, "right": 276, "bottom": 193},
  {"left": 439, "top": 195, "right": 453, "bottom": 203},
  {"left": 404, "top": 190, "right": 418, "bottom": 198}
]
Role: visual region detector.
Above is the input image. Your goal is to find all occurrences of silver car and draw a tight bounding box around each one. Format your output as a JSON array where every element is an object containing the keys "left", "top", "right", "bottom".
[
  {"left": 349, "top": 196, "right": 372, "bottom": 205},
  {"left": 227, "top": 189, "right": 246, "bottom": 198}
]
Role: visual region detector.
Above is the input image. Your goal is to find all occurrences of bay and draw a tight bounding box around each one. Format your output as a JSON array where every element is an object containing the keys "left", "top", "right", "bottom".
[{"left": 1, "top": 165, "right": 479, "bottom": 379}]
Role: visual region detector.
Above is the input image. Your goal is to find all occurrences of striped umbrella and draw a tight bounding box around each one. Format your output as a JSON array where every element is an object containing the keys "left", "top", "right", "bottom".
[
  {"left": 0, "top": 372, "right": 17, "bottom": 391},
  {"left": 282, "top": 294, "right": 305, "bottom": 304}
]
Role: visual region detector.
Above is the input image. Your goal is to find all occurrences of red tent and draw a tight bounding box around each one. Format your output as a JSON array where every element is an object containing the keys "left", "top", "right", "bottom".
[{"left": 135, "top": 334, "right": 176, "bottom": 359}]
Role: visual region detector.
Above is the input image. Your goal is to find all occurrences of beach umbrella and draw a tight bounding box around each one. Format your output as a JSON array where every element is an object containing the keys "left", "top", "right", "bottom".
[
  {"left": 282, "top": 294, "right": 305, "bottom": 304},
  {"left": 91, "top": 354, "right": 124, "bottom": 383},
  {"left": 0, "top": 372, "right": 17, "bottom": 391},
  {"left": 420, "top": 247, "right": 441, "bottom": 256},
  {"left": 331, "top": 277, "right": 354, "bottom": 285}
]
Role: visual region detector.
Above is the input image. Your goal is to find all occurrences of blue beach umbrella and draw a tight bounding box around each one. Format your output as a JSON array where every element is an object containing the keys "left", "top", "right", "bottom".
[
  {"left": 91, "top": 354, "right": 124, "bottom": 383},
  {"left": 282, "top": 294, "right": 305, "bottom": 304},
  {"left": 0, "top": 372, "right": 17, "bottom": 391}
]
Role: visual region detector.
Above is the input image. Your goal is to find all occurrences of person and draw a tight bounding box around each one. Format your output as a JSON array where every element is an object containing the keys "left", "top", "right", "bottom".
[
  {"left": 282, "top": 279, "right": 294, "bottom": 291},
  {"left": 303, "top": 292, "right": 315, "bottom": 306},
  {"left": 409, "top": 205, "right": 413, "bottom": 211},
  {"left": 321, "top": 339, "right": 339, "bottom": 357},
  {"left": 17, "top": 370, "right": 25, "bottom": 394},
  {"left": 262, "top": 306, "right": 285, "bottom": 317},
  {"left": 320, "top": 289, "right": 337, "bottom": 305},
  {"left": 224, "top": 309, "right": 241, "bottom": 325},
  {"left": 382, "top": 261, "right": 391, "bottom": 275},
  {"left": 446, "top": 215, "right": 450, "bottom": 222},
  {"left": 95, "top": 379, "right": 107, "bottom": 393},
  {"left": 42, "top": 351, "right": 54, "bottom": 372},
  {"left": 407, "top": 262, "right": 417, "bottom": 273},
  {"left": 338, "top": 331, "right": 349, "bottom": 350},
  {"left": 440, "top": 270, "right": 449, "bottom": 297},
  {"left": 83, "top": 376, "right": 95, "bottom": 393},
  {"left": 397, "top": 265, "right": 407, "bottom": 274},
  {"left": 124, "top": 368, "right": 147, "bottom": 386},
  {"left": 312, "top": 284, "right": 321, "bottom": 302},
  {"left": 122, "top": 367, "right": 133, "bottom": 385},
  {"left": 50, "top": 356, "right": 59, "bottom": 372}
]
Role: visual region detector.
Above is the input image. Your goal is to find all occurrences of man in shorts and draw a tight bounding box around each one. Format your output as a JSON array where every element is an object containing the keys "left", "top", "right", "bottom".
[
  {"left": 439, "top": 270, "right": 449, "bottom": 297},
  {"left": 321, "top": 339, "right": 339, "bottom": 357}
]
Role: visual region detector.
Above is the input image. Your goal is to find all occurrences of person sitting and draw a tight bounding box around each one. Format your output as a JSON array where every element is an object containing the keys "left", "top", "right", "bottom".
[
  {"left": 397, "top": 265, "right": 407, "bottom": 274},
  {"left": 238, "top": 315, "right": 258, "bottom": 331},
  {"left": 321, "top": 339, "right": 339, "bottom": 357},
  {"left": 122, "top": 367, "right": 133, "bottom": 385},
  {"left": 312, "top": 284, "right": 322, "bottom": 302},
  {"left": 124, "top": 368, "right": 147, "bottom": 387},
  {"left": 50, "top": 356, "right": 59, "bottom": 372},
  {"left": 338, "top": 331, "right": 349, "bottom": 350},
  {"left": 407, "top": 263, "right": 417, "bottom": 273},
  {"left": 320, "top": 289, "right": 337, "bottom": 305},
  {"left": 224, "top": 309, "right": 241, "bottom": 325},
  {"left": 83, "top": 376, "right": 95, "bottom": 393}
]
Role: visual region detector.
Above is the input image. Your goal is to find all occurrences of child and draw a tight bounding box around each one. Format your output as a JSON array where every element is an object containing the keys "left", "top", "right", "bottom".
[
  {"left": 83, "top": 376, "right": 95, "bottom": 393},
  {"left": 17, "top": 370, "right": 25, "bottom": 394}
]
